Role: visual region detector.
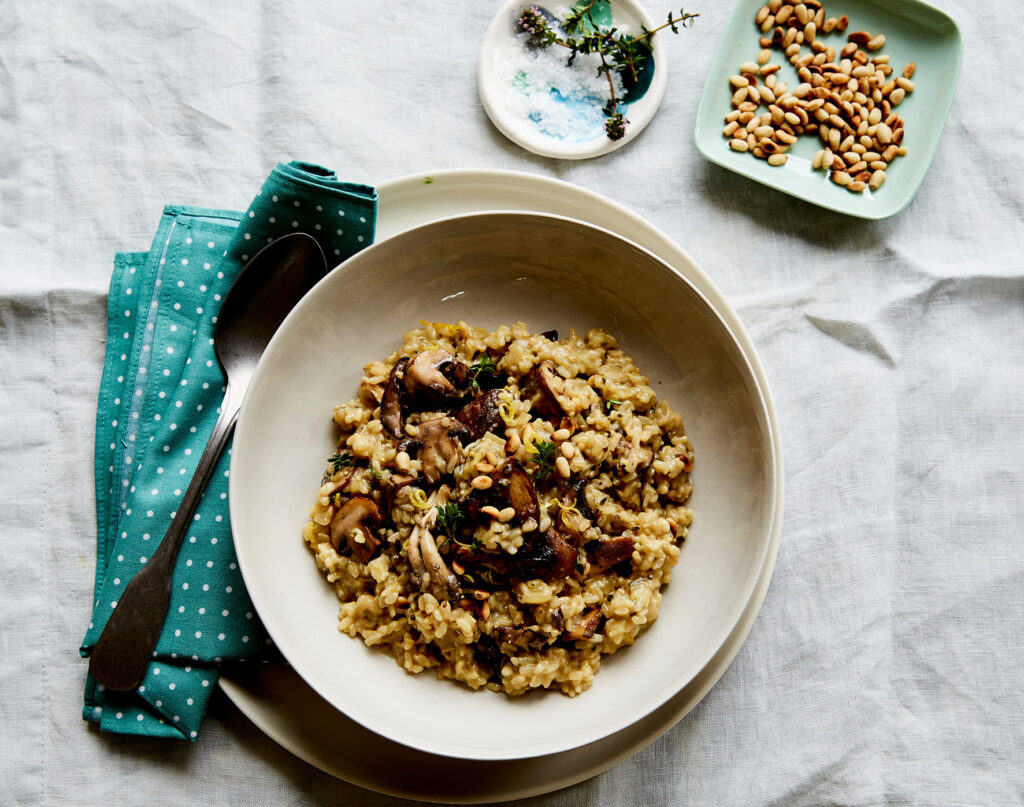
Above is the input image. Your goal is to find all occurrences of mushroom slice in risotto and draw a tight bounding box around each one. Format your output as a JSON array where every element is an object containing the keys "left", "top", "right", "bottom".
[
  {"left": 407, "top": 486, "right": 460, "bottom": 601},
  {"left": 403, "top": 349, "right": 467, "bottom": 404},
  {"left": 330, "top": 497, "right": 383, "bottom": 563},
  {"left": 398, "top": 416, "right": 465, "bottom": 485},
  {"left": 381, "top": 356, "right": 410, "bottom": 438}
]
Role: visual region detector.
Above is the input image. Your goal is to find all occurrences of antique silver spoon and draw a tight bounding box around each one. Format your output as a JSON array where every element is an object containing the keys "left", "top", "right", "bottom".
[{"left": 89, "top": 233, "right": 327, "bottom": 691}]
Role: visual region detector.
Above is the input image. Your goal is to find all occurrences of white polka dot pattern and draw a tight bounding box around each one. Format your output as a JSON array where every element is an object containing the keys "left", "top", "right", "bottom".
[{"left": 83, "top": 162, "right": 377, "bottom": 740}]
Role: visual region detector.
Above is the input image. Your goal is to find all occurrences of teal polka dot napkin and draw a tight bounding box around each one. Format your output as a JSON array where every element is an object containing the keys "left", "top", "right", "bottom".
[{"left": 81, "top": 161, "right": 377, "bottom": 740}]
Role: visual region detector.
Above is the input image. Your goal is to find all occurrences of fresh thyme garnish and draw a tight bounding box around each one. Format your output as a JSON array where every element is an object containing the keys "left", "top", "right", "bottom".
[
  {"left": 328, "top": 451, "right": 355, "bottom": 473},
  {"left": 469, "top": 353, "right": 499, "bottom": 391},
  {"left": 605, "top": 399, "right": 624, "bottom": 412},
  {"left": 435, "top": 502, "right": 465, "bottom": 538},
  {"left": 528, "top": 439, "right": 558, "bottom": 480},
  {"left": 517, "top": 2, "right": 699, "bottom": 140}
]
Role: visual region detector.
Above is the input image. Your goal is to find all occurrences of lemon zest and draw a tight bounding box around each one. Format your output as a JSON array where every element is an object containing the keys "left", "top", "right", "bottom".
[
  {"left": 498, "top": 400, "right": 517, "bottom": 426},
  {"left": 408, "top": 488, "right": 430, "bottom": 509}
]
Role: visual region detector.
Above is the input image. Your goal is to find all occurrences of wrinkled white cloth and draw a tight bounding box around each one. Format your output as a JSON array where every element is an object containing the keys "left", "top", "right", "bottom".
[{"left": 1, "top": 1, "right": 1021, "bottom": 805}]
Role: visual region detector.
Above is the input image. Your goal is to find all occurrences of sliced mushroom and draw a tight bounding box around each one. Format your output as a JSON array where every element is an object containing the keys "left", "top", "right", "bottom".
[
  {"left": 555, "top": 479, "right": 593, "bottom": 537},
  {"left": 518, "top": 527, "right": 578, "bottom": 581},
  {"left": 329, "top": 497, "right": 383, "bottom": 563},
  {"left": 383, "top": 473, "right": 417, "bottom": 525},
  {"left": 406, "top": 487, "right": 459, "bottom": 600},
  {"left": 532, "top": 360, "right": 569, "bottom": 419},
  {"left": 404, "top": 417, "right": 463, "bottom": 485},
  {"left": 455, "top": 388, "right": 505, "bottom": 441},
  {"left": 381, "top": 356, "right": 410, "bottom": 438},
  {"left": 403, "top": 349, "right": 468, "bottom": 405},
  {"left": 464, "top": 458, "right": 539, "bottom": 524},
  {"left": 612, "top": 435, "right": 654, "bottom": 472},
  {"left": 586, "top": 534, "right": 636, "bottom": 572},
  {"left": 562, "top": 608, "right": 602, "bottom": 642}
]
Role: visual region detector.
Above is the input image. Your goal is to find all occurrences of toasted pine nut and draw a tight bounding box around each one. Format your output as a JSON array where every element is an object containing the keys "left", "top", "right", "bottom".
[
  {"left": 471, "top": 475, "right": 493, "bottom": 490},
  {"left": 847, "top": 180, "right": 867, "bottom": 192},
  {"left": 768, "top": 153, "right": 788, "bottom": 166},
  {"left": 869, "top": 170, "right": 886, "bottom": 190},
  {"left": 758, "top": 48, "right": 772, "bottom": 65},
  {"left": 730, "top": 139, "right": 749, "bottom": 152},
  {"left": 481, "top": 505, "right": 501, "bottom": 519},
  {"left": 505, "top": 432, "right": 521, "bottom": 453},
  {"left": 476, "top": 462, "right": 495, "bottom": 474},
  {"left": 555, "top": 456, "right": 571, "bottom": 479},
  {"left": 395, "top": 451, "right": 411, "bottom": 471},
  {"left": 867, "top": 35, "right": 885, "bottom": 50},
  {"left": 896, "top": 77, "right": 915, "bottom": 92},
  {"left": 740, "top": 61, "right": 760, "bottom": 75},
  {"left": 903, "top": 62, "right": 916, "bottom": 78},
  {"left": 498, "top": 507, "right": 516, "bottom": 523},
  {"left": 560, "top": 442, "right": 575, "bottom": 459}
]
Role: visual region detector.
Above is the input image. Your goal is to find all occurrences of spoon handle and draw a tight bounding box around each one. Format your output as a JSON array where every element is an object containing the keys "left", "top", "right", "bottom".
[{"left": 89, "top": 386, "right": 242, "bottom": 692}]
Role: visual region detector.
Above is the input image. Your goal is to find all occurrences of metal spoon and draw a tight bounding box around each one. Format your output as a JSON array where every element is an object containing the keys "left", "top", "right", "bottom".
[{"left": 89, "top": 233, "right": 328, "bottom": 691}]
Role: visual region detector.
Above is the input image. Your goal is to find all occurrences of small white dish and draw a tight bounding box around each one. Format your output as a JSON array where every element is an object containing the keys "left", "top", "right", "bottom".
[
  {"left": 478, "top": 0, "right": 668, "bottom": 159},
  {"left": 230, "top": 211, "right": 779, "bottom": 761}
]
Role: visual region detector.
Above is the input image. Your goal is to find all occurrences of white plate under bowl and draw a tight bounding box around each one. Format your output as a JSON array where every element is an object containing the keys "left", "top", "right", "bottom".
[
  {"left": 478, "top": 0, "right": 668, "bottom": 159},
  {"left": 230, "top": 210, "right": 778, "bottom": 761}
]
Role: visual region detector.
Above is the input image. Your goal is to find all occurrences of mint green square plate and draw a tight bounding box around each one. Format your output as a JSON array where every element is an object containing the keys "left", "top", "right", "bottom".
[{"left": 694, "top": 0, "right": 963, "bottom": 219}]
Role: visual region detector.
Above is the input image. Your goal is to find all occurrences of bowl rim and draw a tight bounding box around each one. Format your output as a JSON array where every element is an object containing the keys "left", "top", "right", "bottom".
[{"left": 230, "top": 209, "right": 782, "bottom": 760}]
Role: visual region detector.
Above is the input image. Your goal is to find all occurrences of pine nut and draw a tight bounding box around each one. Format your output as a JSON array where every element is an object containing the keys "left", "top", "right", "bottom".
[
  {"left": 552, "top": 428, "right": 571, "bottom": 442},
  {"left": 741, "top": 61, "right": 760, "bottom": 75},
  {"left": 768, "top": 153, "right": 788, "bottom": 166},
  {"left": 756, "top": 4, "right": 770, "bottom": 24},
  {"left": 903, "top": 62, "right": 916, "bottom": 79},
  {"left": 896, "top": 77, "right": 915, "bottom": 92},
  {"left": 560, "top": 442, "right": 575, "bottom": 459},
  {"left": 831, "top": 171, "right": 852, "bottom": 186},
  {"left": 395, "top": 451, "right": 411, "bottom": 471},
  {"left": 812, "top": 149, "right": 825, "bottom": 169},
  {"left": 823, "top": 16, "right": 836, "bottom": 33},
  {"left": 471, "top": 475, "right": 493, "bottom": 490},
  {"left": 847, "top": 180, "right": 867, "bottom": 192},
  {"left": 890, "top": 88, "right": 906, "bottom": 105},
  {"left": 875, "top": 123, "right": 892, "bottom": 145},
  {"left": 758, "top": 48, "right": 772, "bottom": 65},
  {"left": 505, "top": 432, "right": 521, "bottom": 453},
  {"left": 555, "top": 456, "right": 571, "bottom": 479},
  {"left": 867, "top": 35, "right": 886, "bottom": 51},
  {"left": 869, "top": 170, "right": 886, "bottom": 190},
  {"left": 481, "top": 505, "right": 501, "bottom": 519},
  {"left": 497, "top": 507, "right": 516, "bottom": 523},
  {"left": 804, "top": 22, "right": 816, "bottom": 43},
  {"left": 476, "top": 462, "right": 495, "bottom": 474},
  {"left": 837, "top": 15, "right": 849, "bottom": 32}
]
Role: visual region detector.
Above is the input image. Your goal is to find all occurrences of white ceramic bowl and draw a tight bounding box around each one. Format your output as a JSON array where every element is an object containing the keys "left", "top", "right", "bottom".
[{"left": 230, "top": 212, "right": 779, "bottom": 761}]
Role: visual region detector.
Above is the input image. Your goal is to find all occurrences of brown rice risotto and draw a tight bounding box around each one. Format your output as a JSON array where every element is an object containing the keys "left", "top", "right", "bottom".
[{"left": 303, "top": 321, "right": 694, "bottom": 696}]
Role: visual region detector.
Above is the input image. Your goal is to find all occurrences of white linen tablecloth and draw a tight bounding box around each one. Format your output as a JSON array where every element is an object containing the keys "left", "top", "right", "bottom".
[{"left": 2, "top": 1, "right": 1021, "bottom": 804}]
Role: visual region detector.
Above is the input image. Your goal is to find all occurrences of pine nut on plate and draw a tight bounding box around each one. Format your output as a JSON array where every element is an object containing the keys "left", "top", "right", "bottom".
[{"left": 693, "top": 0, "right": 964, "bottom": 218}]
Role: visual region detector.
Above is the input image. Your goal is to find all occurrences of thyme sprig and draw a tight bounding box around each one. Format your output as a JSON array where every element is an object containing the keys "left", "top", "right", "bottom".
[
  {"left": 328, "top": 451, "right": 355, "bottom": 474},
  {"left": 517, "top": 2, "right": 699, "bottom": 140},
  {"left": 528, "top": 439, "right": 558, "bottom": 480},
  {"left": 469, "top": 353, "right": 499, "bottom": 391},
  {"left": 435, "top": 502, "right": 465, "bottom": 539}
]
